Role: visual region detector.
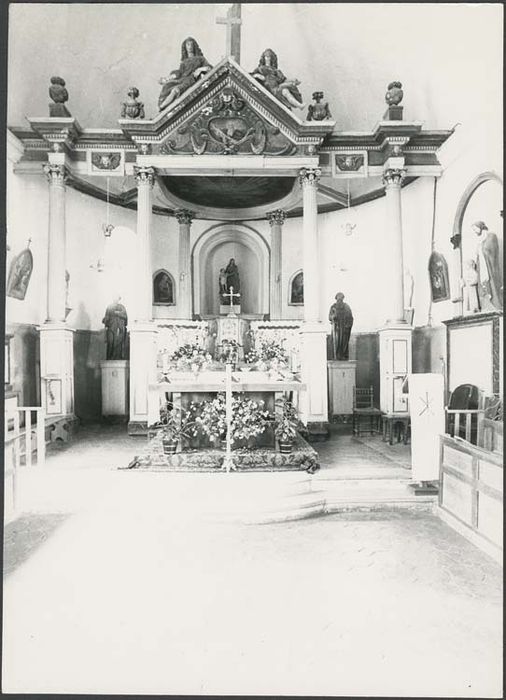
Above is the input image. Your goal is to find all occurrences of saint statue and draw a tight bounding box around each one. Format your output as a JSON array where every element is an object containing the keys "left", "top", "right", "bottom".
[
  {"left": 224, "top": 258, "right": 240, "bottom": 292},
  {"left": 158, "top": 37, "right": 212, "bottom": 111},
  {"left": 219, "top": 268, "right": 228, "bottom": 296},
  {"left": 251, "top": 49, "right": 305, "bottom": 110},
  {"left": 472, "top": 221, "right": 503, "bottom": 310},
  {"left": 329, "top": 293, "right": 354, "bottom": 361},
  {"left": 461, "top": 259, "right": 480, "bottom": 314},
  {"left": 102, "top": 296, "right": 128, "bottom": 360}
]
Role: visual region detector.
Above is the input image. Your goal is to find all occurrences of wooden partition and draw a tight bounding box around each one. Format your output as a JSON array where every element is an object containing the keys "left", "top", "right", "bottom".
[{"left": 439, "top": 433, "right": 503, "bottom": 557}]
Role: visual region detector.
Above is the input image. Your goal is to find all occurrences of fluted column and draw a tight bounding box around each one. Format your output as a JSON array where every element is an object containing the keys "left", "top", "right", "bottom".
[
  {"left": 268, "top": 209, "right": 286, "bottom": 320},
  {"left": 383, "top": 167, "right": 407, "bottom": 324},
  {"left": 134, "top": 166, "right": 154, "bottom": 321},
  {"left": 43, "top": 163, "right": 67, "bottom": 322},
  {"left": 299, "top": 168, "right": 321, "bottom": 322},
  {"left": 176, "top": 209, "right": 194, "bottom": 319}
]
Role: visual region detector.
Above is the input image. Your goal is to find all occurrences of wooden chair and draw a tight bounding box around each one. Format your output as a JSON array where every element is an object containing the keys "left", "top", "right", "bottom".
[
  {"left": 353, "top": 387, "right": 381, "bottom": 436},
  {"left": 445, "top": 383, "right": 480, "bottom": 445}
]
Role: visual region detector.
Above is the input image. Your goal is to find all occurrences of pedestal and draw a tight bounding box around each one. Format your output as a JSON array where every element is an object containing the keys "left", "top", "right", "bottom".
[
  {"left": 101, "top": 360, "right": 129, "bottom": 418},
  {"left": 39, "top": 323, "right": 75, "bottom": 418},
  {"left": 378, "top": 324, "right": 412, "bottom": 414},
  {"left": 220, "top": 304, "right": 240, "bottom": 316},
  {"left": 128, "top": 323, "right": 158, "bottom": 435},
  {"left": 299, "top": 323, "right": 329, "bottom": 439},
  {"left": 327, "top": 360, "right": 356, "bottom": 417}
]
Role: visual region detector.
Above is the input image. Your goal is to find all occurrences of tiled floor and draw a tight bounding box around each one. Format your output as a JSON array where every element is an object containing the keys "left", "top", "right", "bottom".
[{"left": 2, "top": 425, "right": 503, "bottom": 696}]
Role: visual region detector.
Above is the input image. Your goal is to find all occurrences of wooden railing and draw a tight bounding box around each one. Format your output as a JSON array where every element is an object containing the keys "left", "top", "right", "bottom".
[{"left": 445, "top": 408, "right": 481, "bottom": 444}]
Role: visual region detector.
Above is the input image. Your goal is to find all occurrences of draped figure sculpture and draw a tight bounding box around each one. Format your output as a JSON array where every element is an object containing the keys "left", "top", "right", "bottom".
[
  {"left": 103, "top": 297, "right": 128, "bottom": 360},
  {"left": 251, "top": 49, "right": 305, "bottom": 110},
  {"left": 472, "top": 221, "right": 503, "bottom": 310},
  {"left": 329, "top": 293, "right": 354, "bottom": 361},
  {"left": 158, "top": 37, "right": 211, "bottom": 111}
]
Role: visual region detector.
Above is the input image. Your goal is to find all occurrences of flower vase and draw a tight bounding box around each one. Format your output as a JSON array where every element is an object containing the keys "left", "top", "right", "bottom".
[
  {"left": 278, "top": 440, "right": 293, "bottom": 454},
  {"left": 162, "top": 438, "right": 178, "bottom": 455}
]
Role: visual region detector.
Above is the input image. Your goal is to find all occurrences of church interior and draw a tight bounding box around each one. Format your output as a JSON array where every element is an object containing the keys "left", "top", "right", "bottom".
[{"left": 3, "top": 3, "right": 503, "bottom": 696}]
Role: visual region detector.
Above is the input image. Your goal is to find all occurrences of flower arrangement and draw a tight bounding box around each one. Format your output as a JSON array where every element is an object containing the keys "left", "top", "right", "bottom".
[
  {"left": 217, "top": 339, "right": 241, "bottom": 365},
  {"left": 170, "top": 343, "right": 212, "bottom": 372},
  {"left": 194, "top": 393, "right": 270, "bottom": 445},
  {"left": 245, "top": 340, "right": 288, "bottom": 368}
]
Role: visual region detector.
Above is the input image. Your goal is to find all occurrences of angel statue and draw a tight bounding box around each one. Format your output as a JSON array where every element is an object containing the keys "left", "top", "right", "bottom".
[{"left": 158, "top": 37, "right": 212, "bottom": 111}]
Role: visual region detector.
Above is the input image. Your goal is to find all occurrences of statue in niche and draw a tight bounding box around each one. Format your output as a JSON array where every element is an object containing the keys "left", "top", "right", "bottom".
[
  {"left": 7, "top": 244, "right": 33, "bottom": 301},
  {"left": 329, "top": 292, "right": 354, "bottom": 361},
  {"left": 219, "top": 268, "right": 228, "bottom": 296},
  {"left": 428, "top": 251, "right": 450, "bottom": 303},
  {"left": 461, "top": 259, "right": 480, "bottom": 314},
  {"left": 121, "top": 87, "right": 145, "bottom": 119},
  {"left": 158, "top": 37, "right": 212, "bottom": 111},
  {"left": 153, "top": 271, "right": 174, "bottom": 304},
  {"left": 251, "top": 49, "right": 305, "bottom": 110},
  {"left": 49, "top": 76, "right": 71, "bottom": 117},
  {"left": 290, "top": 271, "right": 304, "bottom": 304},
  {"left": 307, "top": 91, "right": 332, "bottom": 121},
  {"left": 224, "top": 258, "right": 240, "bottom": 293},
  {"left": 472, "top": 221, "right": 503, "bottom": 310},
  {"left": 102, "top": 296, "right": 128, "bottom": 360}
]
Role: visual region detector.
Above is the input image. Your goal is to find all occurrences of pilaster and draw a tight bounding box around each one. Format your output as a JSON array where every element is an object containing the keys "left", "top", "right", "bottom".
[
  {"left": 382, "top": 165, "right": 407, "bottom": 325},
  {"left": 43, "top": 161, "right": 68, "bottom": 323},
  {"left": 134, "top": 165, "right": 154, "bottom": 322},
  {"left": 299, "top": 167, "right": 321, "bottom": 323},
  {"left": 175, "top": 208, "right": 194, "bottom": 319},
  {"left": 268, "top": 209, "right": 286, "bottom": 320}
]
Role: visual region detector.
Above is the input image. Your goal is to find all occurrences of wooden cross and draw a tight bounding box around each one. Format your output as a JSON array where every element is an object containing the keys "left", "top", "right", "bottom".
[
  {"left": 216, "top": 3, "right": 242, "bottom": 62},
  {"left": 223, "top": 285, "right": 241, "bottom": 308}
]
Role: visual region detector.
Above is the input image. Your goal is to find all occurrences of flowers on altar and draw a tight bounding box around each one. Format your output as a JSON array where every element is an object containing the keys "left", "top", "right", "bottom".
[
  {"left": 245, "top": 339, "right": 288, "bottom": 368},
  {"left": 194, "top": 393, "right": 271, "bottom": 445},
  {"left": 217, "top": 339, "right": 241, "bottom": 365},
  {"left": 169, "top": 343, "right": 212, "bottom": 372}
]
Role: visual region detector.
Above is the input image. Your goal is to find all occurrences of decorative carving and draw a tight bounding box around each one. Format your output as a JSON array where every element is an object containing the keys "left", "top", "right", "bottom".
[
  {"left": 134, "top": 166, "right": 155, "bottom": 187},
  {"left": 158, "top": 37, "right": 212, "bottom": 111},
  {"left": 450, "top": 233, "right": 462, "bottom": 250},
  {"left": 268, "top": 209, "right": 286, "bottom": 226},
  {"left": 385, "top": 81, "right": 403, "bottom": 106},
  {"left": 335, "top": 154, "right": 364, "bottom": 172},
  {"left": 306, "top": 92, "right": 332, "bottom": 121},
  {"left": 175, "top": 209, "right": 195, "bottom": 226},
  {"left": 382, "top": 168, "right": 406, "bottom": 187},
  {"left": 91, "top": 152, "right": 122, "bottom": 171},
  {"left": 43, "top": 163, "right": 67, "bottom": 186},
  {"left": 49, "top": 76, "right": 71, "bottom": 118},
  {"left": 161, "top": 86, "right": 296, "bottom": 156},
  {"left": 138, "top": 143, "right": 152, "bottom": 155},
  {"left": 298, "top": 167, "right": 321, "bottom": 186},
  {"left": 251, "top": 49, "right": 305, "bottom": 110},
  {"left": 121, "top": 87, "right": 145, "bottom": 119}
]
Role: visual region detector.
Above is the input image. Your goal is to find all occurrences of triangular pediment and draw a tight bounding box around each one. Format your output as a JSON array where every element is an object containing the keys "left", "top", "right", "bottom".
[{"left": 119, "top": 57, "right": 335, "bottom": 156}]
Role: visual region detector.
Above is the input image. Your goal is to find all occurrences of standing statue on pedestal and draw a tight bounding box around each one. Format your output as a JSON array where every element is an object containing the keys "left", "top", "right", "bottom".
[
  {"left": 472, "top": 221, "right": 503, "bottom": 310},
  {"left": 329, "top": 292, "right": 354, "bottom": 361},
  {"left": 251, "top": 49, "right": 305, "bottom": 110},
  {"left": 158, "top": 37, "right": 212, "bottom": 111},
  {"left": 102, "top": 296, "right": 128, "bottom": 360}
]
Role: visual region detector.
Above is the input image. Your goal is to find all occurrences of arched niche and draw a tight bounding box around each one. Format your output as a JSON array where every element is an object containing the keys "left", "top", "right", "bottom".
[
  {"left": 288, "top": 269, "right": 304, "bottom": 305},
  {"left": 153, "top": 269, "right": 176, "bottom": 305},
  {"left": 193, "top": 224, "right": 269, "bottom": 316},
  {"left": 452, "top": 172, "right": 503, "bottom": 311}
]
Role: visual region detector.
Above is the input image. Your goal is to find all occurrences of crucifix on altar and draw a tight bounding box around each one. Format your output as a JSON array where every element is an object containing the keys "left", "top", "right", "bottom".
[{"left": 216, "top": 3, "right": 242, "bottom": 62}]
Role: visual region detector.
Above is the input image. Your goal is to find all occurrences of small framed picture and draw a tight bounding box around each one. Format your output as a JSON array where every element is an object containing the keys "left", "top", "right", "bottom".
[{"left": 46, "top": 378, "right": 62, "bottom": 415}]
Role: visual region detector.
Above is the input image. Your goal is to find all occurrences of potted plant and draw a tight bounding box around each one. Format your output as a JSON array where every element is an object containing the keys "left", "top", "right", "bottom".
[
  {"left": 150, "top": 402, "right": 198, "bottom": 455},
  {"left": 274, "top": 397, "right": 301, "bottom": 453}
]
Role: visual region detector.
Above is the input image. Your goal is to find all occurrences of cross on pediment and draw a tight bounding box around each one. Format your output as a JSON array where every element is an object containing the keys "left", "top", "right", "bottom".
[{"left": 216, "top": 3, "right": 242, "bottom": 63}]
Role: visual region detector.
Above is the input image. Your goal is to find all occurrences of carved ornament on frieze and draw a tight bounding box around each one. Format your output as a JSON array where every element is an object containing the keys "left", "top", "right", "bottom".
[
  {"left": 335, "top": 154, "right": 365, "bottom": 172},
  {"left": 160, "top": 87, "right": 297, "bottom": 157}
]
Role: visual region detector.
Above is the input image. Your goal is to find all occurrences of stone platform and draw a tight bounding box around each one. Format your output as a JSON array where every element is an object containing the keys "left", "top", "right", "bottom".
[{"left": 132, "top": 432, "right": 319, "bottom": 473}]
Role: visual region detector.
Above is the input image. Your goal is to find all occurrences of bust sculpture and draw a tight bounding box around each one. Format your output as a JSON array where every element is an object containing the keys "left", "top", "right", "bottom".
[
  {"left": 307, "top": 91, "right": 332, "bottom": 121},
  {"left": 251, "top": 49, "right": 305, "bottom": 110},
  {"left": 102, "top": 296, "right": 128, "bottom": 360},
  {"left": 328, "top": 292, "right": 354, "bottom": 361},
  {"left": 472, "top": 220, "right": 503, "bottom": 310},
  {"left": 158, "top": 37, "right": 211, "bottom": 111},
  {"left": 49, "top": 76, "right": 71, "bottom": 117},
  {"left": 121, "top": 87, "right": 145, "bottom": 119}
]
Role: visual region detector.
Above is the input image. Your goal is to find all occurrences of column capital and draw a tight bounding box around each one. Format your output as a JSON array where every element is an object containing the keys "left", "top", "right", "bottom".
[
  {"left": 298, "top": 167, "right": 321, "bottom": 187},
  {"left": 175, "top": 208, "right": 195, "bottom": 226},
  {"left": 134, "top": 165, "right": 155, "bottom": 187},
  {"left": 382, "top": 167, "right": 406, "bottom": 188},
  {"left": 268, "top": 209, "right": 286, "bottom": 226},
  {"left": 43, "top": 163, "right": 68, "bottom": 186}
]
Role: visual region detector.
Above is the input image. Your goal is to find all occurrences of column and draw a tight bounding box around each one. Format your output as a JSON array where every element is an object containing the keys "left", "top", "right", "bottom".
[
  {"left": 129, "top": 165, "right": 158, "bottom": 434},
  {"left": 43, "top": 163, "right": 67, "bottom": 322},
  {"left": 379, "top": 166, "right": 412, "bottom": 416},
  {"left": 298, "top": 167, "right": 328, "bottom": 438},
  {"left": 299, "top": 168, "right": 321, "bottom": 322},
  {"left": 268, "top": 209, "right": 285, "bottom": 320},
  {"left": 134, "top": 165, "right": 154, "bottom": 321},
  {"left": 39, "top": 160, "right": 75, "bottom": 420},
  {"left": 176, "top": 209, "right": 194, "bottom": 319},
  {"left": 383, "top": 167, "right": 406, "bottom": 324}
]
